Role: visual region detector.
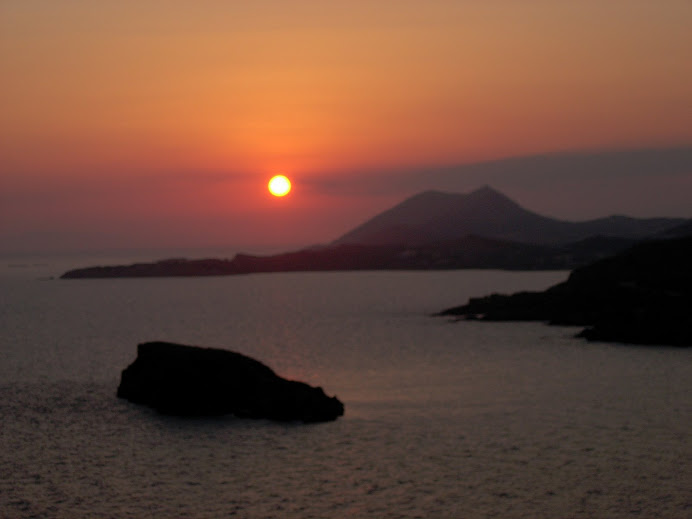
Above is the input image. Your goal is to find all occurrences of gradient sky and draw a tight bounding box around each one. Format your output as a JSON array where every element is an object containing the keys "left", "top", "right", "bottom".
[{"left": 2, "top": 1, "right": 691, "bottom": 253}]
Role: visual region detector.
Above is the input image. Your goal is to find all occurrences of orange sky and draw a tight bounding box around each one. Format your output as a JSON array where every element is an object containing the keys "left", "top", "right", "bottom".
[{"left": 1, "top": 1, "right": 691, "bottom": 253}]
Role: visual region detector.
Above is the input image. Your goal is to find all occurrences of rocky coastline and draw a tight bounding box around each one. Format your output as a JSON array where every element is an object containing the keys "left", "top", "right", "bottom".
[{"left": 436, "top": 237, "right": 692, "bottom": 346}]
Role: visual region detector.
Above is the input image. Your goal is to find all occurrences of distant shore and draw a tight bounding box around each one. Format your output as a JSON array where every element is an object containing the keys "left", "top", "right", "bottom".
[{"left": 60, "top": 235, "right": 641, "bottom": 279}]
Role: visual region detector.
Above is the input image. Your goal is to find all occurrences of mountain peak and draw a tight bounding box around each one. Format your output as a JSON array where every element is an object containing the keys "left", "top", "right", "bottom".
[
  {"left": 404, "top": 186, "right": 511, "bottom": 207},
  {"left": 466, "top": 185, "right": 516, "bottom": 203},
  {"left": 471, "top": 184, "right": 498, "bottom": 195},
  {"left": 416, "top": 185, "right": 501, "bottom": 197},
  {"left": 333, "top": 186, "right": 526, "bottom": 246},
  {"left": 332, "top": 186, "right": 688, "bottom": 247},
  {"left": 406, "top": 189, "right": 455, "bottom": 201}
]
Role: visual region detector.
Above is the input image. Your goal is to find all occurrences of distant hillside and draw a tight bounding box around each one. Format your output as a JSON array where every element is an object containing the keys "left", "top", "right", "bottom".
[
  {"left": 333, "top": 186, "right": 687, "bottom": 246},
  {"left": 60, "top": 186, "right": 690, "bottom": 279},
  {"left": 655, "top": 220, "right": 692, "bottom": 239},
  {"left": 61, "top": 234, "right": 643, "bottom": 279}
]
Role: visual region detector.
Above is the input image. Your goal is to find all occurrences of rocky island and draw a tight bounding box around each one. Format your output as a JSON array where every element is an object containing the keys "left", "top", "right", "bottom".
[
  {"left": 117, "top": 342, "right": 345, "bottom": 422},
  {"left": 436, "top": 237, "right": 692, "bottom": 346}
]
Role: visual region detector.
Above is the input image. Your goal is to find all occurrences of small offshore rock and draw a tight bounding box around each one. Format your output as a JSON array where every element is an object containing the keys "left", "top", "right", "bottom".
[{"left": 117, "top": 342, "right": 344, "bottom": 422}]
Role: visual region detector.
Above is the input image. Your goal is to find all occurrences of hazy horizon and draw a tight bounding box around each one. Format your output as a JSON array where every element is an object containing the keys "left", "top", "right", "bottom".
[{"left": 2, "top": 2, "right": 691, "bottom": 254}]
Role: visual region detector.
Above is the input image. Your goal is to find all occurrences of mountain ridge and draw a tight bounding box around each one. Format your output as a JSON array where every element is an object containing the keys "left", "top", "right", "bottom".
[
  {"left": 333, "top": 186, "right": 686, "bottom": 246},
  {"left": 60, "top": 186, "right": 690, "bottom": 278}
]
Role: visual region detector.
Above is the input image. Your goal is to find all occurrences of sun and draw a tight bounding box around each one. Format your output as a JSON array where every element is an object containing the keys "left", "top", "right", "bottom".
[{"left": 268, "top": 175, "right": 292, "bottom": 197}]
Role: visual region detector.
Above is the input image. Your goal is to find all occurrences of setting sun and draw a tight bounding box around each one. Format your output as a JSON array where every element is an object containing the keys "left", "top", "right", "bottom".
[{"left": 268, "top": 175, "right": 292, "bottom": 197}]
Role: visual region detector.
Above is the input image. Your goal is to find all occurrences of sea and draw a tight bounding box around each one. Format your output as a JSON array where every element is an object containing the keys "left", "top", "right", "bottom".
[{"left": 1, "top": 252, "right": 690, "bottom": 518}]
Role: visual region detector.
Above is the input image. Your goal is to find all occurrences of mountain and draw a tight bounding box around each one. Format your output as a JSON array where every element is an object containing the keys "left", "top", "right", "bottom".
[
  {"left": 60, "top": 186, "right": 689, "bottom": 278},
  {"left": 333, "top": 186, "right": 687, "bottom": 246}
]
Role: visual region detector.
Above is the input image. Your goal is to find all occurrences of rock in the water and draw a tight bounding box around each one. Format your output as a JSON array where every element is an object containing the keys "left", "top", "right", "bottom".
[{"left": 117, "top": 342, "right": 344, "bottom": 422}]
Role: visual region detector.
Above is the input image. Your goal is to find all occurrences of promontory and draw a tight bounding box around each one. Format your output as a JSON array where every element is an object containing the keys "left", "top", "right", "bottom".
[{"left": 436, "top": 237, "right": 692, "bottom": 346}]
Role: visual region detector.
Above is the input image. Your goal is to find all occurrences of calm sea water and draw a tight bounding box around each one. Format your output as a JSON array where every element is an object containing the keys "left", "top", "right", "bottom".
[{"left": 1, "top": 258, "right": 690, "bottom": 518}]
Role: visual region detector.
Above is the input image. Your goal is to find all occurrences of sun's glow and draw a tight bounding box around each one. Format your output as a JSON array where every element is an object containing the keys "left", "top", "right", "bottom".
[{"left": 268, "top": 175, "right": 292, "bottom": 197}]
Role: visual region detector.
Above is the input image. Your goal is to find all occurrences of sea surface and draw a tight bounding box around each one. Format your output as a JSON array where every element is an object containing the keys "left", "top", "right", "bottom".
[{"left": 1, "top": 257, "right": 690, "bottom": 518}]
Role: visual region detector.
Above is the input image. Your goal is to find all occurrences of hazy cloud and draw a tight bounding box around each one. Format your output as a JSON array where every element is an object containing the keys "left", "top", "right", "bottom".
[{"left": 303, "top": 146, "right": 692, "bottom": 219}]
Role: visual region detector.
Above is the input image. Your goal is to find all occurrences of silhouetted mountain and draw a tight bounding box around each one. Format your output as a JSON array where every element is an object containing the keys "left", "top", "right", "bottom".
[
  {"left": 333, "top": 186, "right": 686, "bottom": 246},
  {"left": 60, "top": 186, "right": 689, "bottom": 278}
]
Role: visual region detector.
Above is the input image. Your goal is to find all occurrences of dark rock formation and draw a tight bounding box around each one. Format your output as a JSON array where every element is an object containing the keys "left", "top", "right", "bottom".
[
  {"left": 436, "top": 237, "right": 692, "bottom": 346},
  {"left": 117, "top": 342, "right": 344, "bottom": 422}
]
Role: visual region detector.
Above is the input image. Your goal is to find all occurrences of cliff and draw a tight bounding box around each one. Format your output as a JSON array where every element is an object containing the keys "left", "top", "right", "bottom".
[{"left": 436, "top": 237, "right": 692, "bottom": 346}]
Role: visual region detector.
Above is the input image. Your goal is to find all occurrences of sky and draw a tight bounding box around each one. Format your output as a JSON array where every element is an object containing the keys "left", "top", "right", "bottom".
[{"left": 1, "top": 1, "right": 691, "bottom": 254}]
